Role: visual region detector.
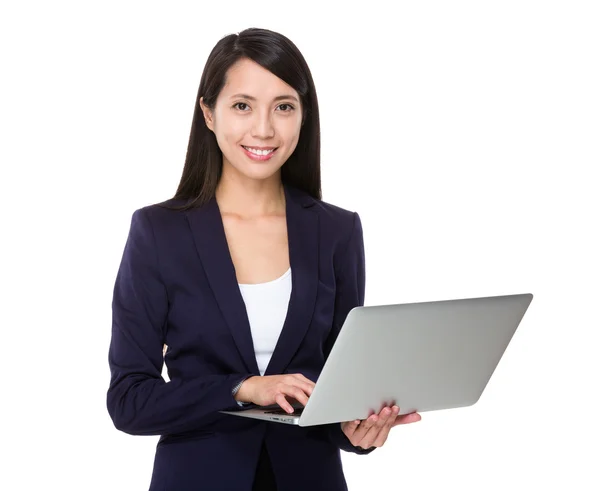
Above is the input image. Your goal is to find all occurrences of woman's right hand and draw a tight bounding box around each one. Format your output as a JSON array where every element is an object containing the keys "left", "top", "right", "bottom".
[{"left": 235, "top": 374, "right": 315, "bottom": 413}]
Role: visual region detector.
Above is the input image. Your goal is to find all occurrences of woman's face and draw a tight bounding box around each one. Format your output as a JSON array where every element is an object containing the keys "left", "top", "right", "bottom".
[{"left": 201, "top": 58, "right": 303, "bottom": 183}]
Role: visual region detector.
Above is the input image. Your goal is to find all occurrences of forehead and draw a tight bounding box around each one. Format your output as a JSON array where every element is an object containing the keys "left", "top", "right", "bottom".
[{"left": 220, "top": 58, "right": 299, "bottom": 101}]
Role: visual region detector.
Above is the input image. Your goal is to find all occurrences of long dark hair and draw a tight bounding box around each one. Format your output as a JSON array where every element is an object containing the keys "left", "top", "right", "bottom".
[{"left": 167, "top": 28, "right": 321, "bottom": 210}]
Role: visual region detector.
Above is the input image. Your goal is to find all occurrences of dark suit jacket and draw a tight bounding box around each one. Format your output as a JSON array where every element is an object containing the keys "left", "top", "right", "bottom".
[{"left": 107, "top": 183, "right": 373, "bottom": 491}]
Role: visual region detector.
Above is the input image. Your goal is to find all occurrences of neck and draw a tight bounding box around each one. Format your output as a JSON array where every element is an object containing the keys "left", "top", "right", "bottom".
[{"left": 215, "top": 167, "right": 285, "bottom": 218}]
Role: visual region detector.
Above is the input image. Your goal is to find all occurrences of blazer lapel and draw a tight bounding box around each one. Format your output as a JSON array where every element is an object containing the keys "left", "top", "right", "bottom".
[
  {"left": 264, "top": 184, "right": 319, "bottom": 375},
  {"left": 185, "top": 184, "right": 319, "bottom": 377},
  {"left": 185, "top": 197, "right": 260, "bottom": 375}
]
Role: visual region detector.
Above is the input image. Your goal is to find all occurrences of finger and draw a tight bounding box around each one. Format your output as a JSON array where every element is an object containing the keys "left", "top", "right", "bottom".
[
  {"left": 299, "top": 382, "right": 315, "bottom": 397},
  {"left": 370, "top": 425, "right": 391, "bottom": 448},
  {"left": 276, "top": 381, "right": 308, "bottom": 404},
  {"left": 279, "top": 385, "right": 309, "bottom": 407},
  {"left": 360, "top": 406, "right": 395, "bottom": 447},
  {"left": 275, "top": 393, "right": 295, "bottom": 413},
  {"left": 284, "top": 375, "right": 315, "bottom": 397},
  {"left": 341, "top": 419, "right": 362, "bottom": 439},
  {"left": 351, "top": 413, "right": 380, "bottom": 446},
  {"left": 392, "top": 412, "right": 422, "bottom": 427},
  {"left": 290, "top": 374, "right": 316, "bottom": 394},
  {"left": 371, "top": 406, "right": 400, "bottom": 447},
  {"left": 384, "top": 406, "right": 400, "bottom": 429},
  {"left": 292, "top": 380, "right": 316, "bottom": 400},
  {"left": 292, "top": 373, "right": 316, "bottom": 386},
  {"left": 291, "top": 375, "right": 316, "bottom": 394}
]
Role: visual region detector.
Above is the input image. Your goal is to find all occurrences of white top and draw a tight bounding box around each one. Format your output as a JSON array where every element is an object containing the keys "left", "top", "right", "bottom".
[{"left": 238, "top": 267, "right": 292, "bottom": 376}]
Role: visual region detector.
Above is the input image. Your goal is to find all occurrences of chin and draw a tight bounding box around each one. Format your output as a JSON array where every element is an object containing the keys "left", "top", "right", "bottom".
[
  {"left": 243, "top": 166, "right": 282, "bottom": 181},
  {"left": 230, "top": 159, "right": 285, "bottom": 181}
]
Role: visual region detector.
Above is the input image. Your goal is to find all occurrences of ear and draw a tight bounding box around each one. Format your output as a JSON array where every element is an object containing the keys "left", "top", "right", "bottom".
[{"left": 199, "top": 97, "right": 214, "bottom": 132}]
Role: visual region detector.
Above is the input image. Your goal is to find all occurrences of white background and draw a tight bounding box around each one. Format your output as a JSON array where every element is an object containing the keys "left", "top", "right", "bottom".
[{"left": 2, "top": 1, "right": 599, "bottom": 490}]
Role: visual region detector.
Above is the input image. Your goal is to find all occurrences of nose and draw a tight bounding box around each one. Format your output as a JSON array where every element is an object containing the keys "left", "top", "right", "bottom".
[{"left": 251, "top": 111, "right": 275, "bottom": 139}]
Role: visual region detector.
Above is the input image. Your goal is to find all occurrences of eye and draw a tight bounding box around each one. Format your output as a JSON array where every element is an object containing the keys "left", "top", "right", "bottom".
[
  {"left": 232, "top": 102, "right": 295, "bottom": 112},
  {"left": 233, "top": 102, "right": 250, "bottom": 111},
  {"left": 277, "top": 103, "right": 295, "bottom": 112}
]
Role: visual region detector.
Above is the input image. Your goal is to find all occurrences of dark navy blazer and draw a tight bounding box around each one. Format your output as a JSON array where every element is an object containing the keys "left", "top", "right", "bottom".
[{"left": 107, "top": 184, "right": 373, "bottom": 491}]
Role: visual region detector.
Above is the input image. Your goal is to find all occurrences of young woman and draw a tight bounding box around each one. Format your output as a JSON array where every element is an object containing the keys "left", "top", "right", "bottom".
[{"left": 107, "top": 27, "right": 421, "bottom": 491}]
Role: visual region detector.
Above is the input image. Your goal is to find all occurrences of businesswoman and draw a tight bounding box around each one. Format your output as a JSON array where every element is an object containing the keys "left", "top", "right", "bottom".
[{"left": 107, "top": 27, "right": 421, "bottom": 491}]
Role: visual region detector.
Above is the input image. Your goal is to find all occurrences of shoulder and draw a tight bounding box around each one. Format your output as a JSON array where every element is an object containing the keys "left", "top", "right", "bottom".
[
  {"left": 289, "top": 186, "right": 360, "bottom": 242},
  {"left": 314, "top": 198, "right": 360, "bottom": 243},
  {"left": 292, "top": 188, "right": 364, "bottom": 274},
  {"left": 312, "top": 197, "right": 356, "bottom": 222},
  {"left": 127, "top": 197, "right": 191, "bottom": 233}
]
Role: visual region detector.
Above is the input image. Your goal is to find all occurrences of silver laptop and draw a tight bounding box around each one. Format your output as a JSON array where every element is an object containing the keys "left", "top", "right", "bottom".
[{"left": 220, "top": 293, "right": 533, "bottom": 426}]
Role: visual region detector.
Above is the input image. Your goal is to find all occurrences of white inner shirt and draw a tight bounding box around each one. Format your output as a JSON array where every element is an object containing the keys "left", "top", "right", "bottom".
[{"left": 238, "top": 267, "right": 292, "bottom": 376}]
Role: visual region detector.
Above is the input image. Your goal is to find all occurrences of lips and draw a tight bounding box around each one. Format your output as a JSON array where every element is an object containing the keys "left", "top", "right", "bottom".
[
  {"left": 242, "top": 145, "right": 277, "bottom": 153},
  {"left": 241, "top": 145, "right": 278, "bottom": 161}
]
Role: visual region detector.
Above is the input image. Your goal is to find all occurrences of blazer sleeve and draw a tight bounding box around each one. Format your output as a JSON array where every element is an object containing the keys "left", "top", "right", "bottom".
[
  {"left": 321, "top": 212, "right": 376, "bottom": 455},
  {"left": 106, "top": 208, "right": 253, "bottom": 436}
]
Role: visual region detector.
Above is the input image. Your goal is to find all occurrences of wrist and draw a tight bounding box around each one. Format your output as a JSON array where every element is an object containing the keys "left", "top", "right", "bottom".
[{"left": 234, "top": 376, "right": 254, "bottom": 403}]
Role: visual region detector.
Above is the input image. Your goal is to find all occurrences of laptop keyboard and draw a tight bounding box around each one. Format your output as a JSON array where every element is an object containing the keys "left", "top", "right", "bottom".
[{"left": 264, "top": 407, "right": 305, "bottom": 416}]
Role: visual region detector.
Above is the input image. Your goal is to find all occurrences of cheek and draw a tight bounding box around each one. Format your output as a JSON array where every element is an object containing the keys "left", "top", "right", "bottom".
[
  {"left": 214, "top": 129, "right": 241, "bottom": 165},
  {"left": 280, "top": 120, "right": 302, "bottom": 147},
  {"left": 214, "top": 109, "right": 246, "bottom": 143},
  {"left": 220, "top": 120, "right": 247, "bottom": 145}
]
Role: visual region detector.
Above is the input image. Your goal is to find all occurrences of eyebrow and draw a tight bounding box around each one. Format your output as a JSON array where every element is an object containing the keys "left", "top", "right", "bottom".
[{"left": 230, "top": 93, "right": 299, "bottom": 103}]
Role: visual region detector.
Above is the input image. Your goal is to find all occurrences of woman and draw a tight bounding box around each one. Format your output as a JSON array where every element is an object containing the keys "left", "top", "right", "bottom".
[{"left": 107, "top": 27, "right": 421, "bottom": 491}]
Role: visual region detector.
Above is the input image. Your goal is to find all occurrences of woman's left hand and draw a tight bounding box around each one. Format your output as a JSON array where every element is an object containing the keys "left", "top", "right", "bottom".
[{"left": 341, "top": 405, "right": 421, "bottom": 449}]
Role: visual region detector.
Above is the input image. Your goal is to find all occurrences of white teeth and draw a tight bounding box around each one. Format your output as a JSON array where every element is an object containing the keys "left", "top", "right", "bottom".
[{"left": 244, "top": 146, "right": 275, "bottom": 156}]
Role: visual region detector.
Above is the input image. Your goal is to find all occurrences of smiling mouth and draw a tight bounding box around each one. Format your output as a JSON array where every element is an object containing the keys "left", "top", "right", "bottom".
[{"left": 241, "top": 146, "right": 278, "bottom": 156}]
